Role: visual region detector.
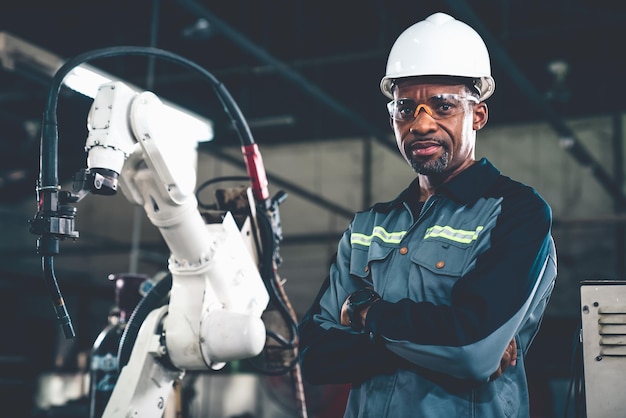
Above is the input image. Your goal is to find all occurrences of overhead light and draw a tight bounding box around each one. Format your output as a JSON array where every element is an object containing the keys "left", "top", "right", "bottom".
[
  {"left": 63, "top": 63, "right": 214, "bottom": 143},
  {"left": 545, "top": 59, "right": 571, "bottom": 107},
  {"left": 181, "top": 18, "right": 214, "bottom": 41},
  {"left": 62, "top": 64, "right": 114, "bottom": 98},
  {"left": 0, "top": 31, "right": 213, "bottom": 142}
]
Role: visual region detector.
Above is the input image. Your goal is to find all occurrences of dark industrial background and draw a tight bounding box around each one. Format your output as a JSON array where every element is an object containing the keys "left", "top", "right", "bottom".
[{"left": 1, "top": 1, "right": 626, "bottom": 417}]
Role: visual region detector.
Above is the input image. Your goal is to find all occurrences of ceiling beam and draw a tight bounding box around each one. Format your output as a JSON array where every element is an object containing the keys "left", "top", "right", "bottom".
[{"left": 175, "top": 0, "right": 395, "bottom": 153}]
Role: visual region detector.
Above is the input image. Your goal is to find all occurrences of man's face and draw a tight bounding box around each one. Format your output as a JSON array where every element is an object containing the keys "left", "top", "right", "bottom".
[{"left": 389, "top": 78, "right": 488, "bottom": 181}]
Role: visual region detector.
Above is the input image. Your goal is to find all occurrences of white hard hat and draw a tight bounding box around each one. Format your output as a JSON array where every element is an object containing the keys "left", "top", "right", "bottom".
[{"left": 380, "top": 12, "right": 495, "bottom": 101}]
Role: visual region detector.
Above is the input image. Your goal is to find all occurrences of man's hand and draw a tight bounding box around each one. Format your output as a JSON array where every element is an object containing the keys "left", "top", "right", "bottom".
[
  {"left": 340, "top": 287, "right": 380, "bottom": 331},
  {"left": 489, "top": 338, "right": 517, "bottom": 381}
]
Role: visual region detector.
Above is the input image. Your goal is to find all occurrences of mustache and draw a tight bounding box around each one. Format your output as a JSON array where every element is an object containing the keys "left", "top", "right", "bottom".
[{"left": 406, "top": 138, "right": 447, "bottom": 151}]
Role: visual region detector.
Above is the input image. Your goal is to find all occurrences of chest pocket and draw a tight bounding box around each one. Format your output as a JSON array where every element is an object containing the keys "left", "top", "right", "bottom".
[
  {"left": 409, "top": 238, "right": 471, "bottom": 303},
  {"left": 349, "top": 243, "right": 394, "bottom": 288}
]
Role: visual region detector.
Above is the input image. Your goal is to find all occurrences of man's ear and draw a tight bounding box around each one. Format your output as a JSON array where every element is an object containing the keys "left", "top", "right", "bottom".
[{"left": 473, "top": 102, "right": 489, "bottom": 131}]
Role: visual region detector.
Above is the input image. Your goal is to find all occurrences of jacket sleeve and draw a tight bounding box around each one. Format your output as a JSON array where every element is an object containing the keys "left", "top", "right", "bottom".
[
  {"left": 297, "top": 228, "right": 403, "bottom": 385},
  {"left": 364, "top": 187, "right": 557, "bottom": 382},
  {"left": 298, "top": 283, "right": 490, "bottom": 391}
]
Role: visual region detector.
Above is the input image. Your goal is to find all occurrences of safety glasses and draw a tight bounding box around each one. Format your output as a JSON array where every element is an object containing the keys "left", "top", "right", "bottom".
[{"left": 387, "top": 94, "right": 479, "bottom": 122}]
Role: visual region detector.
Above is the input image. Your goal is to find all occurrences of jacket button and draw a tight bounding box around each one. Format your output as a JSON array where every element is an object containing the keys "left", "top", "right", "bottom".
[
  {"left": 436, "top": 260, "right": 445, "bottom": 269},
  {"left": 364, "top": 266, "right": 369, "bottom": 272},
  {"left": 399, "top": 247, "right": 408, "bottom": 255}
]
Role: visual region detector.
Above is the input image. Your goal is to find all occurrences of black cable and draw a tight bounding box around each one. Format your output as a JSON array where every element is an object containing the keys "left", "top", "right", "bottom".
[
  {"left": 117, "top": 273, "right": 173, "bottom": 371},
  {"left": 195, "top": 175, "right": 251, "bottom": 209},
  {"left": 42, "top": 256, "right": 75, "bottom": 339},
  {"left": 43, "top": 46, "right": 256, "bottom": 153},
  {"left": 563, "top": 325, "right": 585, "bottom": 418},
  {"left": 257, "top": 207, "right": 298, "bottom": 340},
  {"left": 243, "top": 207, "right": 300, "bottom": 375}
]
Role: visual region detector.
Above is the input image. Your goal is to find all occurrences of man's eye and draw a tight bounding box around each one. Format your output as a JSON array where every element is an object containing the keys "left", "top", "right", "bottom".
[
  {"left": 397, "top": 104, "right": 415, "bottom": 115},
  {"left": 436, "top": 102, "right": 454, "bottom": 112}
]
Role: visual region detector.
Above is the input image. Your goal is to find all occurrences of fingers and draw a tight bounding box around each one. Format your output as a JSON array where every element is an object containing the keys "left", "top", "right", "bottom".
[
  {"left": 489, "top": 338, "right": 517, "bottom": 381},
  {"left": 510, "top": 338, "right": 517, "bottom": 366},
  {"left": 489, "top": 366, "right": 503, "bottom": 381},
  {"left": 340, "top": 300, "right": 350, "bottom": 326}
]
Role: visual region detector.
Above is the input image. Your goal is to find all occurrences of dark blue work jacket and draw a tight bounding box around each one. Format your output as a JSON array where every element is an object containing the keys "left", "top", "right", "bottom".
[{"left": 298, "top": 158, "right": 557, "bottom": 418}]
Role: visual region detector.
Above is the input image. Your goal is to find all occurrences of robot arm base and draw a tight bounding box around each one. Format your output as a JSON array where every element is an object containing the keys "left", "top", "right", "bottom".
[{"left": 102, "top": 306, "right": 183, "bottom": 418}]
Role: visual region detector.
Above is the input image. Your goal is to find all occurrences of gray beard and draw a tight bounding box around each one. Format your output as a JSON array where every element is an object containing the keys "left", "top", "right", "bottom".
[{"left": 411, "top": 149, "right": 450, "bottom": 175}]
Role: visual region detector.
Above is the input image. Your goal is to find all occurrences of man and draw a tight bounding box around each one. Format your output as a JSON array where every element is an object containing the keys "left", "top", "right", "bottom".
[{"left": 297, "top": 12, "right": 557, "bottom": 418}]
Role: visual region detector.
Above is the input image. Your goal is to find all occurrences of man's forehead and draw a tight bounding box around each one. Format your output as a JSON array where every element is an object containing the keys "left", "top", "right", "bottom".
[{"left": 392, "top": 77, "right": 469, "bottom": 95}]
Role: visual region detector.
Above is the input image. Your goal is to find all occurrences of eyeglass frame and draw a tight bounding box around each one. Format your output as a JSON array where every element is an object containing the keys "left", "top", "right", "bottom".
[{"left": 387, "top": 94, "right": 479, "bottom": 122}]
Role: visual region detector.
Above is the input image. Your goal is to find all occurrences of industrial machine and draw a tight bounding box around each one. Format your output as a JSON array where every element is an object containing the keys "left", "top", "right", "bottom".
[
  {"left": 579, "top": 280, "right": 626, "bottom": 418},
  {"left": 29, "top": 46, "right": 306, "bottom": 417}
]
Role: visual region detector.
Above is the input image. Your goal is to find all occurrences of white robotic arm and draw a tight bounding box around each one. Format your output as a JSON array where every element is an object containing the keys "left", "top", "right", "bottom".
[{"left": 85, "top": 81, "right": 271, "bottom": 417}]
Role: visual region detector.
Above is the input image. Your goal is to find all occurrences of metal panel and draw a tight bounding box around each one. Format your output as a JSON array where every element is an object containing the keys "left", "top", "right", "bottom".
[{"left": 580, "top": 280, "right": 626, "bottom": 417}]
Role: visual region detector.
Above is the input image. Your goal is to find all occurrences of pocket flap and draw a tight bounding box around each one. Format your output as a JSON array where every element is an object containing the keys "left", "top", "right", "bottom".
[
  {"left": 410, "top": 240, "right": 467, "bottom": 277},
  {"left": 349, "top": 243, "right": 394, "bottom": 278}
]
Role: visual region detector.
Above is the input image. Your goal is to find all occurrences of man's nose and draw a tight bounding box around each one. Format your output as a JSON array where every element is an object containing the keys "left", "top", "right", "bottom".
[
  {"left": 413, "top": 103, "right": 434, "bottom": 118},
  {"left": 410, "top": 105, "right": 437, "bottom": 133}
]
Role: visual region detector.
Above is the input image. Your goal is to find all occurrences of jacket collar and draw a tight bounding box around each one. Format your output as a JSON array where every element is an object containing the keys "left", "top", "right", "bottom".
[{"left": 373, "top": 158, "right": 501, "bottom": 213}]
